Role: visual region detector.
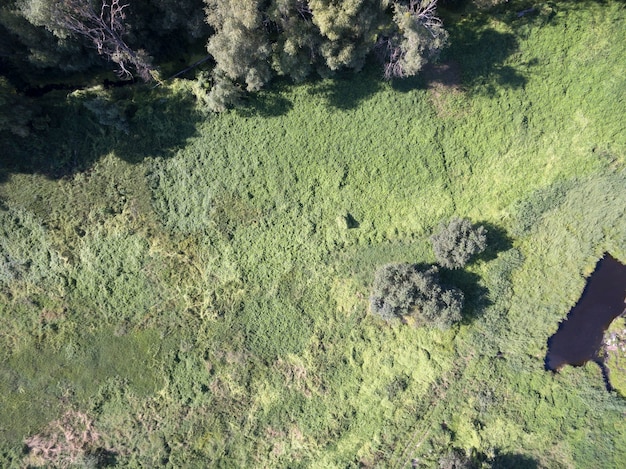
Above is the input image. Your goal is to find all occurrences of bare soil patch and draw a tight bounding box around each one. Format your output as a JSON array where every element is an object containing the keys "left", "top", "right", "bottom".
[{"left": 422, "top": 60, "right": 463, "bottom": 116}]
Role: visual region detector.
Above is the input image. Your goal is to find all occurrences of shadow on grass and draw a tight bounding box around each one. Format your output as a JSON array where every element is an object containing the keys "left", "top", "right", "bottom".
[
  {"left": 475, "top": 221, "right": 514, "bottom": 263},
  {"left": 236, "top": 81, "right": 294, "bottom": 118},
  {"left": 0, "top": 84, "right": 201, "bottom": 181},
  {"left": 444, "top": 24, "right": 527, "bottom": 94},
  {"left": 314, "top": 64, "right": 384, "bottom": 110},
  {"left": 436, "top": 221, "right": 512, "bottom": 323},
  {"left": 390, "top": 7, "right": 529, "bottom": 95},
  {"left": 440, "top": 267, "right": 491, "bottom": 324},
  {"left": 87, "top": 448, "right": 118, "bottom": 467},
  {"left": 491, "top": 451, "right": 538, "bottom": 469}
]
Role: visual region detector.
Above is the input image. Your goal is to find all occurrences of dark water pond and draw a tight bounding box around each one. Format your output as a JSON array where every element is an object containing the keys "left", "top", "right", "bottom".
[{"left": 546, "top": 254, "right": 626, "bottom": 372}]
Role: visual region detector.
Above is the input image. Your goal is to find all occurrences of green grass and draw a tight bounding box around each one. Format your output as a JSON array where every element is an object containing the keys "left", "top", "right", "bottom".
[{"left": 0, "top": 1, "right": 625, "bottom": 467}]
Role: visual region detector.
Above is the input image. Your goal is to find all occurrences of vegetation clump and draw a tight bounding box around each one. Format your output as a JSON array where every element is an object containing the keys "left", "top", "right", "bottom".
[
  {"left": 430, "top": 217, "right": 487, "bottom": 269},
  {"left": 203, "top": 0, "right": 448, "bottom": 110},
  {"left": 370, "top": 263, "right": 464, "bottom": 328}
]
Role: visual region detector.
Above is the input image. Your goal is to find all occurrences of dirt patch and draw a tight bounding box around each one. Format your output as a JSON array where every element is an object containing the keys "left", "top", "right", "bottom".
[
  {"left": 422, "top": 60, "right": 464, "bottom": 117},
  {"left": 23, "top": 410, "right": 116, "bottom": 467},
  {"left": 423, "top": 61, "right": 462, "bottom": 90}
]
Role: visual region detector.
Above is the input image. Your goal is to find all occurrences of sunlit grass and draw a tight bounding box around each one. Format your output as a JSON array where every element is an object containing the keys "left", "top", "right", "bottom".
[{"left": 0, "top": 1, "right": 625, "bottom": 466}]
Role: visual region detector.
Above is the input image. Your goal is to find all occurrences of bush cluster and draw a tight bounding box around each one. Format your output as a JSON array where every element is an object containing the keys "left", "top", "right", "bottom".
[
  {"left": 430, "top": 217, "right": 487, "bottom": 269},
  {"left": 370, "top": 218, "right": 487, "bottom": 328},
  {"left": 370, "top": 263, "right": 464, "bottom": 329}
]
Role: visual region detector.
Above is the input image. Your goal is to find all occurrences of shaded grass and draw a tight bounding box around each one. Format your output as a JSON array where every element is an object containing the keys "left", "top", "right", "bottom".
[{"left": 0, "top": 85, "right": 201, "bottom": 182}]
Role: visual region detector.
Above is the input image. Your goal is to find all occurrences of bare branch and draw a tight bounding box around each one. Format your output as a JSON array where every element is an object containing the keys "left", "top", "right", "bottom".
[
  {"left": 376, "top": 0, "right": 446, "bottom": 80},
  {"left": 409, "top": 0, "right": 444, "bottom": 38},
  {"left": 54, "top": 0, "right": 153, "bottom": 81},
  {"left": 295, "top": 0, "right": 313, "bottom": 21}
]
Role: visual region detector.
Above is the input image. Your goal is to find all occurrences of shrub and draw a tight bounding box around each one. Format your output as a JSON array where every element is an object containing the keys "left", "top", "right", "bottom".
[
  {"left": 205, "top": 73, "right": 243, "bottom": 113},
  {"left": 438, "top": 448, "right": 478, "bottom": 469},
  {"left": 430, "top": 217, "right": 487, "bottom": 269},
  {"left": 370, "top": 263, "right": 423, "bottom": 321},
  {"left": 83, "top": 97, "right": 129, "bottom": 134},
  {"left": 370, "top": 263, "right": 464, "bottom": 328}
]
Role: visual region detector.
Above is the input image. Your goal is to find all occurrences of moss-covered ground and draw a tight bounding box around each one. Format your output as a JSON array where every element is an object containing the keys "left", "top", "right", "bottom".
[{"left": 1, "top": 1, "right": 625, "bottom": 467}]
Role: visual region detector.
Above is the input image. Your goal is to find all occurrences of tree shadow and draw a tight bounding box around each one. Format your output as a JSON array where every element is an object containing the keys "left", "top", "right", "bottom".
[
  {"left": 449, "top": 447, "right": 540, "bottom": 468},
  {"left": 87, "top": 447, "right": 118, "bottom": 467},
  {"left": 0, "top": 84, "right": 201, "bottom": 181},
  {"left": 439, "top": 267, "right": 492, "bottom": 324},
  {"left": 474, "top": 221, "right": 514, "bottom": 263},
  {"left": 312, "top": 63, "right": 384, "bottom": 110},
  {"left": 236, "top": 82, "right": 294, "bottom": 118},
  {"left": 491, "top": 451, "right": 538, "bottom": 469},
  {"left": 446, "top": 23, "right": 527, "bottom": 95},
  {"left": 389, "top": 6, "right": 532, "bottom": 95}
]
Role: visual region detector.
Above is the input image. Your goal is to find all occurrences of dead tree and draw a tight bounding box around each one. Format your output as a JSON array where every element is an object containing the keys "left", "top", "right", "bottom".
[{"left": 55, "top": 0, "right": 153, "bottom": 81}]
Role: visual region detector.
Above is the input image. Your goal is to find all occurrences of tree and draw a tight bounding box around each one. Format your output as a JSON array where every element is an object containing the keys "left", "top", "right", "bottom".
[
  {"left": 17, "top": 0, "right": 153, "bottom": 81},
  {"left": 376, "top": 0, "right": 448, "bottom": 80},
  {"left": 309, "top": 0, "right": 385, "bottom": 72},
  {"left": 430, "top": 217, "right": 487, "bottom": 269},
  {"left": 370, "top": 263, "right": 464, "bottom": 328},
  {"left": 54, "top": 0, "right": 154, "bottom": 81},
  {"left": 202, "top": 0, "right": 450, "bottom": 110},
  {"left": 267, "top": 0, "right": 321, "bottom": 81},
  {"left": 1, "top": 1, "right": 99, "bottom": 77},
  {"left": 204, "top": 72, "right": 243, "bottom": 113},
  {"left": 205, "top": 0, "right": 272, "bottom": 92}
]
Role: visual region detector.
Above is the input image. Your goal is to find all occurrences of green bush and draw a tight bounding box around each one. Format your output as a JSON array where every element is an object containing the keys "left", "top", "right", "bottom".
[
  {"left": 205, "top": 73, "right": 243, "bottom": 113},
  {"left": 430, "top": 217, "right": 487, "bottom": 269},
  {"left": 370, "top": 263, "right": 464, "bottom": 328},
  {"left": 82, "top": 97, "right": 129, "bottom": 134}
]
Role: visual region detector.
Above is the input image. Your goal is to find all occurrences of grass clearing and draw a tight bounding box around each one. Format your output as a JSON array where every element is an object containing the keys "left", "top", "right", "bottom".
[{"left": 0, "top": 1, "right": 625, "bottom": 466}]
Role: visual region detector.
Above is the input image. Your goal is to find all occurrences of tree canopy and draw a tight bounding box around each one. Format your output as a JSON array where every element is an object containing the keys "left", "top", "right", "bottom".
[
  {"left": 203, "top": 0, "right": 449, "bottom": 109},
  {"left": 370, "top": 263, "right": 464, "bottom": 329},
  {"left": 0, "top": 0, "right": 448, "bottom": 115},
  {"left": 431, "top": 217, "right": 487, "bottom": 269}
]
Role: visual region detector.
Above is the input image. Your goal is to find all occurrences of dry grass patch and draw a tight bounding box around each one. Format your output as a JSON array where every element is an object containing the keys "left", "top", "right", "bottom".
[
  {"left": 23, "top": 410, "right": 113, "bottom": 468},
  {"left": 423, "top": 60, "right": 464, "bottom": 116}
]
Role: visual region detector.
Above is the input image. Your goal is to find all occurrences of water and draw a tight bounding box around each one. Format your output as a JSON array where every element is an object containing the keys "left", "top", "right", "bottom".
[{"left": 545, "top": 254, "right": 626, "bottom": 371}]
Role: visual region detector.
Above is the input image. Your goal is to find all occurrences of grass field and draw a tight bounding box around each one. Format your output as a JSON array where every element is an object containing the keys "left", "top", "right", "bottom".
[{"left": 1, "top": 1, "right": 625, "bottom": 467}]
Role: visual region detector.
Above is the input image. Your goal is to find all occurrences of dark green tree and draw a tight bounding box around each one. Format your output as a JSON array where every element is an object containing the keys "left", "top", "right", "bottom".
[
  {"left": 3, "top": 0, "right": 153, "bottom": 81},
  {"left": 0, "top": 0, "right": 99, "bottom": 78},
  {"left": 430, "top": 217, "right": 487, "bottom": 269},
  {"left": 3, "top": 0, "right": 208, "bottom": 84},
  {"left": 370, "top": 263, "right": 463, "bottom": 328}
]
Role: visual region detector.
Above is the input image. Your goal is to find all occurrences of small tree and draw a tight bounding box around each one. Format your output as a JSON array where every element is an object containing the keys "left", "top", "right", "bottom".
[
  {"left": 375, "top": 0, "right": 448, "bottom": 80},
  {"left": 431, "top": 217, "right": 487, "bottom": 269},
  {"left": 370, "top": 263, "right": 464, "bottom": 328},
  {"left": 370, "top": 263, "right": 423, "bottom": 321}
]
